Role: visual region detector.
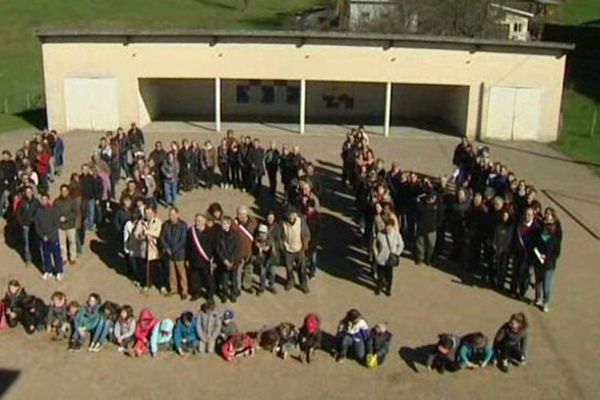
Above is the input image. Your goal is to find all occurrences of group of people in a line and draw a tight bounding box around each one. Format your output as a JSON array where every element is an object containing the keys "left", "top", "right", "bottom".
[
  {"left": 342, "top": 129, "right": 563, "bottom": 312},
  {"left": 1, "top": 279, "right": 527, "bottom": 373},
  {"left": 7, "top": 124, "right": 323, "bottom": 304}
]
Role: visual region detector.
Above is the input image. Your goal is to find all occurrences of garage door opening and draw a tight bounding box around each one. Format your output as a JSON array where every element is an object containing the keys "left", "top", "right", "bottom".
[
  {"left": 306, "top": 81, "right": 385, "bottom": 125},
  {"left": 138, "top": 78, "right": 215, "bottom": 124},
  {"left": 391, "top": 84, "right": 469, "bottom": 136},
  {"left": 220, "top": 79, "right": 301, "bottom": 123}
]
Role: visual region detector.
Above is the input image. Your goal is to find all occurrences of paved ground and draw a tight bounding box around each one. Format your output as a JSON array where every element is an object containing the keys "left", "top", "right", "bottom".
[{"left": 0, "top": 125, "right": 599, "bottom": 400}]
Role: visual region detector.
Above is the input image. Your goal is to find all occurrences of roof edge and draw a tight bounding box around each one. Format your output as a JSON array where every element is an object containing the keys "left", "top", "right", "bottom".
[{"left": 34, "top": 28, "right": 575, "bottom": 51}]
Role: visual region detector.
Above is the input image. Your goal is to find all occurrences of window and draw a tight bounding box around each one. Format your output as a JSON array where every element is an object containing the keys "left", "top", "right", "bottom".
[
  {"left": 286, "top": 86, "right": 300, "bottom": 105},
  {"left": 261, "top": 86, "right": 275, "bottom": 104},
  {"left": 513, "top": 23, "right": 523, "bottom": 33},
  {"left": 236, "top": 85, "right": 250, "bottom": 104}
]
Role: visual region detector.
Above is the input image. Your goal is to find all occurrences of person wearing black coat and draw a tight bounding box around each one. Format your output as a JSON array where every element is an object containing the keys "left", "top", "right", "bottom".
[
  {"left": 188, "top": 214, "right": 216, "bottom": 302},
  {"left": 248, "top": 139, "right": 265, "bottom": 194},
  {"left": 415, "top": 192, "right": 439, "bottom": 266},
  {"left": 492, "top": 210, "right": 514, "bottom": 291},
  {"left": 532, "top": 218, "right": 562, "bottom": 312},
  {"left": 16, "top": 186, "right": 40, "bottom": 266},
  {"left": 494, "top": 312, "right": 528, "bottom": 373},
  {"left": 0, "top": 150, "right": 17, "bottom": 215},
  {"left": 215, "top": 217, "right": 240, "bottom": 303},
  {"left": 159, "top": 207, "right": 189, "bottom": 300},
  {"left": 264, "top": 142, "right": 280, "bottom": 196},
  {"left": 34, "top": 194, "right": 64, "bottom": 280}
]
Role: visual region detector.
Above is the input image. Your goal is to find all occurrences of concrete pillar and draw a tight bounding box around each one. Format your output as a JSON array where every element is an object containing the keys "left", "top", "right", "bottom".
[
  {"left": 215, "top": 77, "right": 221, "bottom": 132},
  {"left": 384, "top": 81, "right": 392, "bottom": 137},
  {"left": 300, "top": 79, "right": 306, "bottom": 134}
]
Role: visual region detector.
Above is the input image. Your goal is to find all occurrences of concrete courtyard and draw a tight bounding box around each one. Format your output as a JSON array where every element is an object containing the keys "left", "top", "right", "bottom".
[{"left": 0, "top": 124, "right": 598, "bottom": 400}]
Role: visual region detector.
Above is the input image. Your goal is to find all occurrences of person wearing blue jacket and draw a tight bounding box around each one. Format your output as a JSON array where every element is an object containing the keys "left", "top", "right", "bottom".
[
  {"left": 173, "top": 311, "right": 200, "bottom": 356},
  {"left": 150, "top": 318, "right": 174, "bottom": 357},
  {"left": 69, "top": 293, "right": 101, "bottom": 351},
  {"left": 457, "top": 332, "right": 494, "bottom": 370}
]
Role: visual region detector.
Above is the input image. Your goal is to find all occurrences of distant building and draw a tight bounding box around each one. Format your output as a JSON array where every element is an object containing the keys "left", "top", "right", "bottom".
[
  {"left": 338, "top": 0, "right": 399, "bottom": 31},
  {"left": 490, "top": 2, "right": 535, "bottom": 41}
]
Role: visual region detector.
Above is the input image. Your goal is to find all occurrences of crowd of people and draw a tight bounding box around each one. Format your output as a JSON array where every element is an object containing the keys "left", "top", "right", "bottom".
[
  {"left": 1, "top": 279, "right": 528, "bottom": 373},
  {"left": 5, "top": 124, "right": 323, "bottom": 304},
  {"left": 342, "top": 128, "right": 563, "bottom": 313}
]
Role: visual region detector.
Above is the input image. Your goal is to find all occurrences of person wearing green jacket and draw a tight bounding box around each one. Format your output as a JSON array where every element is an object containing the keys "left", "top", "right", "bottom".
[
  {"left": 150, "top": 319, "right": 174, "bottom": 357},
  {"left": 69, "top": 293, "right": 101, "bottom": 352}
]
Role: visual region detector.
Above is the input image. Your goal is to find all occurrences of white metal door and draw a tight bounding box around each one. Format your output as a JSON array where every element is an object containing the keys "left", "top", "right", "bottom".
[
  {"left": 486, "top": 87, "right": 516, "bottom": 140},
  {"left": 65, "top": 77, "right": 119, "bottom": 131},
  {"left": 486, "top": 86, "right": 542, "bottom": 140},
  {"left": 513, "top": 88, "right": 542, "bottom": 140}
]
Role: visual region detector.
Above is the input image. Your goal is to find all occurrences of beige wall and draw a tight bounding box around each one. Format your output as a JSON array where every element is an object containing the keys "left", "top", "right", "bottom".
[{"left": 41, "top": 39, "right": 567, "bottom": 141}]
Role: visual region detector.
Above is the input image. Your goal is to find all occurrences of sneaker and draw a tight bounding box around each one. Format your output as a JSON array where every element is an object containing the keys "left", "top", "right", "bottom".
[
  {"left": 534, "top": 299, "right": 543, "bottom": 307},
  {"left": 93, "top": 345, "right": 102, "bottom": 353},
  {"left": 160, "top": 287, "right": 169, "bottom": 296},
  {"left": 269, "top": 286, "right": 278, "bottom": 295},
  {"left": 499, "top": 359, "right": 509, "bottom": 373},
  {"left": 117, "top": 346, "right": 125, "bottom": 353},
  {"left": 543, "top": 304, "right": 550, "bottom": 313},
  {"left": 42, "top": 272, "right": 50, "bottom": 280},
  {"left": 56, "top": 273, "right": 64, "bottom": 281}
]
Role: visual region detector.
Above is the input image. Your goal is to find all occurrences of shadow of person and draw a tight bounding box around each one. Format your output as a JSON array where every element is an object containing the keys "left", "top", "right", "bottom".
[{"left": 398, "top": 344, "right": 437, "bottom": 373}]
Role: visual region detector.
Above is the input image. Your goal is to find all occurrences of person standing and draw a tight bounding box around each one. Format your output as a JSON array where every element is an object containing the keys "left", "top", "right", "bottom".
[
  {"left": 188, "top": 214, "right": 216, "bottom": 302},
  {"left": 511, "top": 207, "right": 541, "bottom": 300},
  {"left": 35, "top": 144, "right": 50, "bottom": 195},
  {"left": 159, "top": 207, "right": 189, "bottom": 300},
  {"left": 532, "top": 215, "right": 562, "bottom": 312},
  {"left": 54, "top": 184, "right": 78, "bottom": 265},
  {"left": 248, "top": 138, "right": 265, "bottom": 194},
  {"left": 34, "top": 194, "right": 63, "bottom": 280},
  {"left": 52, "top": 130, "right": 65, "bottom": 177},
  {"left": 372, "top": 218, "right": 404, "bottom": 296},
  {"left": 415, "top": 192, "right": 439, "bottom": 266},
  {"left": 0, "top": 151, "right": 17, "bottom": 215},
  {"left": 281, "top": 209, "right": 311, "bottom": 293},
  {"left": 201, "top": 140, "right": 218, "bottom": 190},
  {"left": 131, "top": 206, "right": 163, "bottom": 294},
  {"left": 161, "top": 152, "right": 179, "bottom": 207},
  {"left": 215, "top": 217, "right": 240, "bottom": 303},
  {"left": 16, "top": 186, "right": 40, "bottom": 267},
  {"left": 80, "top": 164, "right": 100, "bottom": 232},
  {"left": 127, "top": 123, "right": 145, "bottom": 155},
  {"left": 264, "top": 141, "right": 280, "bottom": 196},
  {"left": 234, "top": 206, "right": 257, "bottom": 294}
]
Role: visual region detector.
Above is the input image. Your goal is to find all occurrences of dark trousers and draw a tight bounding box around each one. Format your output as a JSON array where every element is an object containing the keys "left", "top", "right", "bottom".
[
  {"left": 218, "top": 162, "right": 229, "bottom": 184},
  {"left": 266, "top": 168, "right": 277, "bottom": 195},
  {"left": 284, "top": 251, "right": 307, "bottom": 290},
  {"left": 40, "top": 239, "right": 63, "bottom": 274},
  {"left": 230, "top": 163, "right": 241, "bottom": 187},
  {"left": 204, "top": 167, "right": 215, "bottom": 189},
  {"left": 511, "top": 253, "right": 531, "bottom": 297},
  {"left": 136, "top": 259, "right": 166, "bottom": 289},
  {"left": 8, "top": 309, "right": 37, "bottom": 334},
  {"left": 189, "top": 266, "right": 216, "bottom": 300},
  {"left": 494, "top": 251, "right": 510, "bottom": 290},
  {"left": 218, "top": 266, "right": 239, "bottom": 299},
  {"left": 495, "top": 341, "right": 524, "bottom": 363},
  {"left": 376, "top": 264, "right": 394, "bottom": 294}
]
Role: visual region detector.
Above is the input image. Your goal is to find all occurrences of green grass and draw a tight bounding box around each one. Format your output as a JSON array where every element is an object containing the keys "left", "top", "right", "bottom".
[
  {"left": 553, "top": 90, "right": 600, "bottom": 173},
  {"left": 0, "top": 0, "right": 318, "bottom": 132},
  {"left": 554, "top": 0, "right": 600, "bottom": 25}
]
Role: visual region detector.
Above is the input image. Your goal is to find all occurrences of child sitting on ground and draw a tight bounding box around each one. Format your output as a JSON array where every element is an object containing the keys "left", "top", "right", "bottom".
[
  {"left": 89, "top": 301, "right": 120, "bottom": 352},
  {"left": 150, "top": 318, "right": 174, "bottom": 357},
  {"left": 69, "top": 293, "right": 101, "bottom": 352},
  {"left": 221, "top": 332, "right": 257, "bottom": 362},
  {"left": 21, "top": 294, "right": 48, "bottom": 334},
  {"left": 426, "top": 333, "right": 461, "bottom": 373},
  {"left": 173, "top": 311, "right": 200, "bottom": 356},
  {"left": 366, "top": 323, "right": 392, "bottom": 367},
  {"left": 2, "top": 280, "right": 29, "bottom": 331},
  {"left": 46, "top": 291, "right": 69, "bottom": 340},
  {"left": 114, "top": 305, "right": 136, "bottom": 352},
  {"left": 494, "top": 312, "right": 528, "bottom": 373},
  {"left": 298, "top": 313, "right": 322, "bottom": 364},
  {"left": 132, "top": 308, "right": 159, "bottom": 357},
  {"left": 457, "top": 332, "right": 494, "bottom": 370}
]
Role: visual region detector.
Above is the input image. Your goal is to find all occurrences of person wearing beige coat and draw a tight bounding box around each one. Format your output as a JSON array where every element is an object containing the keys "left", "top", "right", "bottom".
[{"left": 130, "top": 206, "right": 163, "bottom": 293}]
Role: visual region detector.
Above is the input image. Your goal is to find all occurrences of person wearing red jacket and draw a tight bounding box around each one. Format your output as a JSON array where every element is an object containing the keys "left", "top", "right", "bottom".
[
  {"left": 132, "top": 308, "right": 158, "bottom": 357},
  {"left": 35, "top": 144, "right": 50, "bottom": 195},
  {"left": 221, "top": 332, "right": 256, "bottom": 362}
]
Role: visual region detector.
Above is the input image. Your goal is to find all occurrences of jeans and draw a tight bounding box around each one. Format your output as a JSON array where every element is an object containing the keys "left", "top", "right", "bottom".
[
  {"left": 256, "top": 256, "right": 275, "bottom": 290},
  {"left": 40, "top": 239, "right": 63, "bottom": 274},
  {"left": 535, "top": 267, "right": 556, "bottom": 305},
  {"left": 163, "top": 181, "right": 178, "bottom": 206},
  {"left": 338, "top": 335, "right": 366, "bottom": 361},
  {"left": 415, "top": 231, "right": 437, "bottom": 264},
  {"left": 21, "top": 225, "right": 33, "bottom": 263},
  {"left": 84, "top": 199, "right": 96, "bottom": 231},
  {"left": 92, "top": 319, "right": 114, "bottom": 345},
  {"left": 59, "top": 228, "right": 77, "bottom": 263},
  {"left": 76, "top": 228, "right": 84, "bottom": 255},
  {"left": 238, "top": 258, "right": 254, "bottom": 291},
  {"left": 0, "top": 189, "right": 10, "bottom": 214}
]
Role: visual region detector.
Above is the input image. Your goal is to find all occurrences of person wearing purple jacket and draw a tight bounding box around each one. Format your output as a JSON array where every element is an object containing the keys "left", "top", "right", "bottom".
[{"left": 335, "top": 309, "right": 370, "bottom": 364}]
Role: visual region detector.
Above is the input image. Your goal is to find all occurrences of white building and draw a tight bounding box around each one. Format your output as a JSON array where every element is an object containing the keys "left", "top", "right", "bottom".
[{"left": 490, "top": 2, "right": 535, "bottom": 41}]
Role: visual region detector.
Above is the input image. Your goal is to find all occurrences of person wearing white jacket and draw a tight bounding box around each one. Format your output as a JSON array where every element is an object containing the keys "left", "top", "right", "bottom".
[{"left": 372, "top": 218, "right": 405, "bottom": 296}]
